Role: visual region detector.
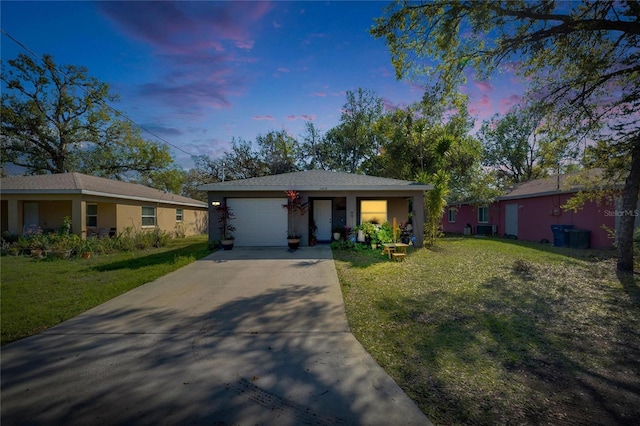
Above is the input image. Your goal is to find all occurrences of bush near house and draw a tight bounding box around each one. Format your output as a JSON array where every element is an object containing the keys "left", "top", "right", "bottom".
[
  {"left": 333, "top": 238, "right": 640, "bottom": 425},
  {"left": 1, "top": 226, "right": 175, "bottom": 259}
]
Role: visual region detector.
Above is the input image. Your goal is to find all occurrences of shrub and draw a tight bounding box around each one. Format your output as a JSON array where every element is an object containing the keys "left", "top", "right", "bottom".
[
  {"left": 378, "top": 222, "right": 394, "bottom": 244},
  {"left": 331, "top": 240, "right": 356, "bottom": 250}
]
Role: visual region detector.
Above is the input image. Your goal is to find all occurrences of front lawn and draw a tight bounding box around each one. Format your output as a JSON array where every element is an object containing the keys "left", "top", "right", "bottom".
[
  {"left": 334, "top": 238, "right": 640, "bottom": 425},
  {"left": 1, "top": 235, "right": 210, "bottom": 345}
]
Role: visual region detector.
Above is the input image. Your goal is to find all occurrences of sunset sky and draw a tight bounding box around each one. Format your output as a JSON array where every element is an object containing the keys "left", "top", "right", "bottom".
[{"left": 2, "top": 1, "right": 527, "bottom": 168}]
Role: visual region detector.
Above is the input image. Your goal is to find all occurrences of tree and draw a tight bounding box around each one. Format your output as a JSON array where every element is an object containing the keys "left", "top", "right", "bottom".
[
  {"left": 1, "top": 53, "right": 173, "bottom": 179},
  {"left": 220, "top": 138, "right": 264, "bottom": 180},
  {"left": 479, "top": 105, "right": 545, "bottom": 183},
  {"left": 256, "top": 130, "right": 300, "bottom": 175},
  {"left": 181, "top": 155, "right": 224, "bottom": 202},
  {"left": 421, "top": 169, "right": 450, "bottom": 248},
  {"left": 372, "top": 1, "right": 640, "bottom": 272},
  {"left": 299, "top": 121, "right": 329, "bottom": 170},
  {"left": 317, "top": 88, "right": 384, "bottom": 173},
  {"left": 369, "top": 102, "right": 482, "bottom": 201}
]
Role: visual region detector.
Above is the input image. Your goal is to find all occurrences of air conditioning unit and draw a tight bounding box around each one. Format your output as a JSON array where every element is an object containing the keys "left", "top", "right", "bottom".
[{"left": 476, "top": 224, "right": 496, "bottom": 236}]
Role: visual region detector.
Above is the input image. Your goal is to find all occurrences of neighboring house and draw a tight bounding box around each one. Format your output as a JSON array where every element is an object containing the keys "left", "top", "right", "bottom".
[
  {"left": 198, "top": 170, "right": 432, "bottom": 247},
  {"left": 442, "top": 173, "right": 637, "bottom": 249},
  {"left": 1, "top": 173, "right": 208, "bottom": 239}
]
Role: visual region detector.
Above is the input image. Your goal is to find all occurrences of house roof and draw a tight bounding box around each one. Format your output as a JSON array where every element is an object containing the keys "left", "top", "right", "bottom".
[
  {"left": 197, "top": 170, "right": 432, "bottom": 192},
  {"left": 500, "top": 169, "right": 607, "bottom": 201},
  {"left": 0, "top": 173, "right": 207, "bottom": 208}
]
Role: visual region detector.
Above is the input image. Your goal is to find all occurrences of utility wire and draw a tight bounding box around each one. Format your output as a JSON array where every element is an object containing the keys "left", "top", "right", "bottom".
[{"left": 0, "top": 28, "right": 196, "bottom": 158}]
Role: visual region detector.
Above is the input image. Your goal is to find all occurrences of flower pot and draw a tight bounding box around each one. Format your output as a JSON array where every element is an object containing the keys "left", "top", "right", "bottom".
[
  {"left": 333, "top": 232, "right": 341, "bottom": 241},
  {"left": 221, "top": 239, "right": 235, "bottom": 250},
  {"left": 287, "top": 238, "right": 300, "bottom": 250},
  {"left": 81, "top": 251, "right": 93, "bottom": 259},
  {"left": 31, "top": 248, "right": 43, "bottom": 258}
]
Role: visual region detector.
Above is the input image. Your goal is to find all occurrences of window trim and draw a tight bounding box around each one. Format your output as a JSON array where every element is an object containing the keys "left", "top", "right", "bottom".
[
  {"left": 142, "top": 206, "right": 156, "bottom": 227},
  {"left": 176, "top": 208, "right": 183, "bottom": 222},
  {"left": 448, "top": 207, "right": 456, "bottom": 223},
  {"left": 477, "top": 206, "right": 489, "bottom": 223},
  {"left": 86, "top": 203, "right": 98, "bottom": 227}
]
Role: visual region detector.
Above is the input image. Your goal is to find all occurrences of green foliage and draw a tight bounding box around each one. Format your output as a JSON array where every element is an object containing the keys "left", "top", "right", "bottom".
[
  {"left": 424, "top": 170, "right": 450, "bottom": 247},
  {"left": 330, "top": 239, "right": 356, "bottom": 250},
  {"left": 1, "top": 227, "right": 172, "bottom": 259},
  {"left": 308, "top": 88, "right": 384, "bottom": 173},
  {"left": 478, "top": 105, "right": 547, "bottom": 183},
  {"left": 1, "top": 53, "right": 174, "bottom": 178},
  {"left": 377, "top": 222, "right": 394, "bottom": 244},
  {"left": 355, "top": 222, "right": 380, "bottom": 245}
]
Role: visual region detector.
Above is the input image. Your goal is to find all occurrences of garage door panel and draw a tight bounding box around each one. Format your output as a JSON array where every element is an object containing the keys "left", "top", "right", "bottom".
[{"left": 227, "top": 198, "right": 287, "bottom": 246}]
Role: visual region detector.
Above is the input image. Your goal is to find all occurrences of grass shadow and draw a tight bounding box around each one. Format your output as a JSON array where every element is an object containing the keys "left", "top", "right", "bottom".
[
  {"left": 94, "top": 243, "right": 209, "bottom": 272},
  {"left": 372, "top": 272, "right": 640, "bottom": 425}
]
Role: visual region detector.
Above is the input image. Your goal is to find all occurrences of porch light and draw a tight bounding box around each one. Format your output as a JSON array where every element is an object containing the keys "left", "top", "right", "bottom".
[{"left": 211, "top": 201, "right": 221, "bottom": 206}]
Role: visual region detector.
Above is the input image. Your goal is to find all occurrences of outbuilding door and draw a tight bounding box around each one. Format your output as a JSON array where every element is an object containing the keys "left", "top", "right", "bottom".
[
  {"left": 226, "top": 198, "right": 287, "bottom": 246},
  {"left": 505, "top": 203, "right": 518, "bottom": 237}
]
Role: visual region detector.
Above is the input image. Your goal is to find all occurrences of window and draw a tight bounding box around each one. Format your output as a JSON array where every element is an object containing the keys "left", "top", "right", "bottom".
[
  {"left": 361, "top": 200, "right": 387, "bottom": 224},
  {"left": 478, "top": 206, "right": 489, "bottom": 223},
  {"left": 86, "top": 204, "right": 98, "bottom": 227},
  {"left": 176, "top": 208, "right": 183, "bottom": 222},
  {"left": 142, "top": 206, "right": 156, "bottom": 227},
  {"left": 448, "top": 208, "right": 457, "bottom": 223}
]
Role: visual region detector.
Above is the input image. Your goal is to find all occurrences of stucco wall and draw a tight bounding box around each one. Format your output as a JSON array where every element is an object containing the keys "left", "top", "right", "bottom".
[
  {"left": 115, "top": 201, "right": 206, "bottom": 236},
  {"left": 206, "top": 190, "right": 425, "bottom": 247},
  {"left": 442, "top": 193, "right": 616, "bottom": 249}
]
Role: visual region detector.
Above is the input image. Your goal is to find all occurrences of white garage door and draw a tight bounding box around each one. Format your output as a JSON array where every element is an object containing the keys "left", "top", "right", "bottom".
[{"left": 227, "top": 198, "right": 287, "bottom": 246}]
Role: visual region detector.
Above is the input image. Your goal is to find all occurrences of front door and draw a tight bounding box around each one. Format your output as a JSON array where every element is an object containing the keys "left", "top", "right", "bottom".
[
  {"left": 313, "top": 200, "right": 332, "bottom": 241},
  {"left": 505, "top": 203, "right": 518, "bottom": 237}
]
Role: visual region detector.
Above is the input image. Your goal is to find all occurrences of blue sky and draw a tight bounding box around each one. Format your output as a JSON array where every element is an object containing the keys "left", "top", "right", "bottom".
[{"left": 1, "top": 1, "right": 526, "bottom": 169}]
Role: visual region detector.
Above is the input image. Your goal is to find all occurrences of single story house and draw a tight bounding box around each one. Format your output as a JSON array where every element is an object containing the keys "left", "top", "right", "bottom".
[
  {"left": 1, "top": 172, "right": 208, "bottom": 239},
  {"left": 198, "top": 170, "right": 432, "bottom": 247},
  {"left": 442, "top": 172, "right": 638, "bottom": 249}
]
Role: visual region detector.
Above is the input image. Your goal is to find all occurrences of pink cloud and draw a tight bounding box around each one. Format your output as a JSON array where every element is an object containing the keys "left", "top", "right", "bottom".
[
  {"left": 277, "top": 67, "right": 290, "bottom": 73},
  {"left": 499, "top": 94, "right": 522, "bottom": 114},
  {"left": 252, "top": 115, "right": 275, "bottom": 121},
  {"left": 286, "top": 115, "right": 296, "bottom": 121},
  {"left": 300, "top": 114, "right": 315, "bottom": 121},
  {"left": 98, "top": 2, "right": 270, "bottom": 115},
  {"left": 474, "top": 80, "right": 494, "bottom": 93},
  {"left": 313, "top": 92, "right": 327, "bottom": 97},
  {"left": 99, "top": 2, "right": 270, "bottom": 53},
  {"left": 273, "top": 21, "right": 282, "bottom": 28},
  {"left": 235, "top": 40, "right": 255, "bottom": 50}
]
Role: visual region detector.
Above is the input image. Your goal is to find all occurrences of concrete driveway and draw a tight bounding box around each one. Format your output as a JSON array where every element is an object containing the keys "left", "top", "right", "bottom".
[{"left": 1, "top": 246, "right": 430, "bottom": 425}]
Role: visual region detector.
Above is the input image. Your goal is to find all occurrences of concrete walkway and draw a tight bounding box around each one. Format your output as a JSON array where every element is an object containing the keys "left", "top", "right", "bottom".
[{"left": 1, "top": 246, "right": 430, "bottom": 425}]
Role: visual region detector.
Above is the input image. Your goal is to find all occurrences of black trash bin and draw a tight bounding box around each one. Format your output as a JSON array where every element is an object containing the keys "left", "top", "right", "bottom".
[
  {"left": 568, "top": 229, "right": 590, "bottom": 249},
  {"left": 551, "top": 224, "right": 574, "bottom": 247}
]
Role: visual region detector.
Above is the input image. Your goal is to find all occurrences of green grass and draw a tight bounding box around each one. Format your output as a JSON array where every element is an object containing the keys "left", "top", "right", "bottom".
[
  {"left": 1, "top": 235, "right": 211, "bottom": 345},
  {"left": 334, "top": 238, "right": 640, "bottom": 425}
]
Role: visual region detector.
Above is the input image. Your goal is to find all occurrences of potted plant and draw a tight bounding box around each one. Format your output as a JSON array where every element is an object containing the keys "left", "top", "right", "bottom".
[
  {"left": 216, "top": 203, "right": 236, "bottom": 250},
  {"left": 332, "top": 226, "right": 342, "bottom": 241},
  {"left": 283, "top": 190, "right": 308, "bottom": 250},
  {"left": 28, "top": 233, "right": 47, "bottom": 258},
  {"left": 80, "top": 238, "right": 96, "bottom": 259}
]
